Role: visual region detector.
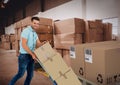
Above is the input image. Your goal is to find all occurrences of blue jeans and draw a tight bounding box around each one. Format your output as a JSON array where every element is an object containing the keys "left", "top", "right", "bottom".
[
  {"left": 9, "top": 54, "right": 34, "bottom": 85},
  {"left": 49, "top": 76, "right": 57, "bottom": 85}
]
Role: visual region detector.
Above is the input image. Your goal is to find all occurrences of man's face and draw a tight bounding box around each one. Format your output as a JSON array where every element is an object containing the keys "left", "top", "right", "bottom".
[{"left": 31, "top": 19, "right": 40, "bottom": 30}]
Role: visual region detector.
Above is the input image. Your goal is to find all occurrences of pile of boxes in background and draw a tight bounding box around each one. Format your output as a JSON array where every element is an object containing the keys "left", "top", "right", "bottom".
[
  {"left": 0, "top": 17, "right": 113, "bottom": 54},
  {"left": 0, "top": 34, "right": 15, "bottom": 50}
]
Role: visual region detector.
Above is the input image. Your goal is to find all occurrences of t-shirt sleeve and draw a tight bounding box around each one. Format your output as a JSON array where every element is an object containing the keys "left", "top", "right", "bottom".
[
  {"left": 21, "top": 29, "right": 29, "bottom": 39},
  {"left": 35, "top": 33, "right": 39, "bottom": 41}
]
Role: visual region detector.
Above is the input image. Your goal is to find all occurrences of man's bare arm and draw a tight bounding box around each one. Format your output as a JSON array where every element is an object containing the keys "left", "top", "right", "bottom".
[{"left": 22, "top": 37, "right": 36, "bottom": 59}]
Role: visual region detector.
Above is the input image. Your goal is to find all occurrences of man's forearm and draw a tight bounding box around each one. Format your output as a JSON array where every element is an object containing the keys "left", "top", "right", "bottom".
[{"left": 23, "top": 44, "right": 34, "bottom": 56}]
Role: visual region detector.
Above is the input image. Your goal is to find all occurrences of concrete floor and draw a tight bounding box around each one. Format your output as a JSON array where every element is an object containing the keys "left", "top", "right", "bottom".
[{"left": 0, "top": 49, "right": 53, "bottom": 85}]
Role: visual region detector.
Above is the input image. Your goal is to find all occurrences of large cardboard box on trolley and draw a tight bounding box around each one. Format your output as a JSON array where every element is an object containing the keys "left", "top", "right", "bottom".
[
  {"left": 34, "top": 42, "right": 82, "bottom": 85},
  {"left": 70, "top": 41, "right": 120, "bottom": 78},
  {"left": 70, "top": 41, "right": 120, "bottom": 85}
]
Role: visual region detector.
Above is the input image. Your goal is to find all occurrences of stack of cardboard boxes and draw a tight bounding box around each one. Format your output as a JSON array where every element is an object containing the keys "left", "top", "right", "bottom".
[
  {"left": 84, "top": 20, "right": 104, "bottom": 42},
  {"left": 70, "top": 41, "right": 120, "bottom": 85},
  {"left": 53, "top": 18, "right": 113, "bottom": 67},
  {"left": 9, "top": 34, "right": 16, "bottom": 50},
  {"left": 54, "top": 18, "right": 85, "bottom": 66},
  {"left": 0, "top": 34, "right": 15, "bottom": 50},
  {"left": 0, "top": 34, "right": 11, "bottom": 50},
  {"left": 34, "top": 42, "right": 82, "bottom": 85},
  {"left": 54, "top": 18, "right": 85, "bottom": 49},
  {"left": 36, "top": 17, "right": 54, "bottom": 47}
]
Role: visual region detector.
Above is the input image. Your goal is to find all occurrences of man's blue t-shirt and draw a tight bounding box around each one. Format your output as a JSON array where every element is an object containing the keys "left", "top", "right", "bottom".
[{"left": 20, "top": 26, "right": 38, "bottom": 54}]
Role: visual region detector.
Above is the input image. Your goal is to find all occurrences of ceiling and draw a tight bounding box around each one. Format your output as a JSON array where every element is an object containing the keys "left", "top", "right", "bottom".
[
  {"left": 0, "top": 0, "right": 32, "bottom": 18},
  {"left": 0, "top": 0, "right": 32, "bottom": 23}
]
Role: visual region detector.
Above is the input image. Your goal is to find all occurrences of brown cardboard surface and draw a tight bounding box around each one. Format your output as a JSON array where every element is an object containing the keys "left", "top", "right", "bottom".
[
  {"left": 34, "top": 42, "right": 57, "bottom": 63},
  {"left": 84, "top": 21, "right": 104, "bottom": 43},
  {"left": 55, "top": 68, "right": 82, "bottom": 85},
  {"left": 1, "top": 34, "right": 10, "bottom": 42},
  {"left": 103, "top": 23, "right": 112, "bottom": 41},
  {"left": 12, "top": 42, "right": 15, "bottom": 50},
  {"left": 38, "top": 33, "right": 53, "bottom": 41},
  {"left": 54, "top": 33, "right": 83, "bottom": 49},
  {"left": 63, "top": 50, "right": 71, "bottom": 67},
  {"left": 85, "top": 44, "right": 120, "bottom": 85},
  {"left": 43, "top": 53, "right": 69, "bottom": 80},
  {"left": 54, "top": 18, "right": 85, "bottom": 34},
  {"left": 10, "top": 34, "right": 15, "bottom": 42},
  {"left": 70, "top": 41, "right": 119, "bottom": 79},
  {"left": 36, "top": 25, "right": 53, "bottom": 34},
  {"left": 39, "top": 17, "right": 53, "bottom": 26},
  {"left": 34, "top": 42, "right": 69, "bottom": 80},
  {"left": 3, "top": 42, "right": 11, "bottom": 50}
]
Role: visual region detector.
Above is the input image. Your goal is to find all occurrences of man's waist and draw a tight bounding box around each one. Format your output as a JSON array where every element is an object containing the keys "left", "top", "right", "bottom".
[{"left": 20, "top": 53, "right": 31, "bottom": 56}]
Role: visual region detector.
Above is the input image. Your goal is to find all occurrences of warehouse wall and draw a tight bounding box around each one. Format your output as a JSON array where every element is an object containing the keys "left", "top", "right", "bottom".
[
  {"left": 36, "top": 0, "right": 83, "bottom": 20},
  {"left": 86, "top": 0, "right": 119, "bottom": 20},
  {"left": 5, "top": 24, "right": 15, "bottom": 34},
  {"left": 86, "top": 0, "right": 120, "bottom": 39}
]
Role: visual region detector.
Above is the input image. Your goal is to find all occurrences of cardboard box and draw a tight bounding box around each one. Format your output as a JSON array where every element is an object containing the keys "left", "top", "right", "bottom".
[
  {"left": 54, "top": 18, "right": 85, "bottom": 34},
  {"left": 15, "top": 40, "right": 20, "bottom": 54},
  {"left": 34, "top": 42, "right": 57, "bottom": 63},
  {"left": 39, "top": 17, "right": 53, "bottom": 26},
  {"left": 103, "top": 23, "right": 112, "bottom": 41},
  {"left": 34, "top": 42, "right": 82, "bottom": 85},
  {"left": 55, "top": 68, "right": 82, "bottom": 85},
  {"left": 34, "top": 42, "right": 69, "bottom": 80},
  {"left": 85, "top": 44, "right": 120, "bottom": 85},
  {"left": 1, "top": 34, "right": 10, "bottom": 42},
  {"left": 43, "top": 53, "right": 69, "bottom": 80},
  {"left": 54, "top": 33, "right": 83, "bottom": 49},
  {"left": 3, "top": 42, "right": 11, "bottom": 50},
  {"left": 38, "top": 33, "right": 53, "bottom": 41},
  {"left": 63, "top": 50, "right": 71, "bottom": 67},
  {"left": 70, "top": 41, "right": 120, "bottom": 79},
  {"left": 12, "top": 42, "right": 15, "bottom": 50},
  {"left": 10, "top": 34, "right": 15, "bottom": 42},
  {"left": 84, "top": 21, "right": 104, "bottom": 43},
  {"left": 36, "top": 25, "right": 53, "bottom": 33},
  {"left": 34, "top": 42, "right": 82, "bottom": 84},
  {"left": 55, "top": 49, "right": 63, "bottom": 56}
]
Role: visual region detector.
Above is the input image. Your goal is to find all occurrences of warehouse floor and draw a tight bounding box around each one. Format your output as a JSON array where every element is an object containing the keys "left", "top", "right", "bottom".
[{"left": 0, "top": 49, "right": 53, "bottom": 85}]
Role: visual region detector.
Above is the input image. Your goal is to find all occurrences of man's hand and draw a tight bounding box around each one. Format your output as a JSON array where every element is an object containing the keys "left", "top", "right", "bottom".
[
  {"left": 31, "top": 53, "right": 37, "bottom": 60},
  {"left": 41, "top": 41, "right": 47, "bottom": 45}
]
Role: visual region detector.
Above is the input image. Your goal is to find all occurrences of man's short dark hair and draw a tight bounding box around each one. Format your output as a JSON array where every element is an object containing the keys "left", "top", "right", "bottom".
[{"left": 31, "top": 16, "right": 40, "bottom": 21}]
